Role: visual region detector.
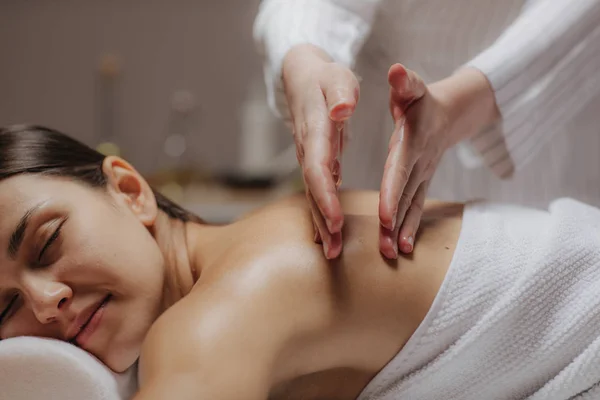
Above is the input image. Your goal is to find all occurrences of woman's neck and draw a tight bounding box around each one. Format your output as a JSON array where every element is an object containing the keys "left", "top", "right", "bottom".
[{"left": 152, "top": 212, "right": 224, "bottom": 311}]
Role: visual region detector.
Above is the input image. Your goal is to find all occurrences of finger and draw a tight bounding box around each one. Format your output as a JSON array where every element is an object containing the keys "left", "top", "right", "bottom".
[
  {"left": 333, "top": 121, "right": 344, "bottom": 188},
  {"left": 338, "top": 122, "right": 346, "bottom": 154},
  {"left": 398, "top": 181, "right": 429, "bottom": 254},
  {"left": 307, "top": 189, "right": 342, "bottom": 259},
  {"left": 393, "top": 161, "right": 423, "bottom": 232},
  {"left": 300, "top": 168, "right": 322, "bottom": 245},
  {"left": 332, "top": 158, "right": 342, "bottom": 189},
  {"left": 321, "top": 65, "right": 360, "bottom": 122},
  {"left": 293, "top": 127, "right": 305, "bottom": 165},
  {"left": 305, "top": 160, "right": 344, "bottom": 234},
  {"left": 304, "top": 185, "right": 325, "bottom": 244},
  {"left": 389, "top": 86, "right": 405, "bottom": 122},
  {"left": 379, "top": 120, "right": 417, "bottom": 230},
  {"left": 379, "top": 224, "right": 399, "bottom": 260},
  {"left": 388, "top": 64, "right": 427, "bottom": 106},
  {"left": 303, "top": 99, "right": 344, "bottom": 233},
  {"left": 379, "top": 174, "right": 424, "bottom": 259},
  {"left": 312, "top": 215, "right": 322, "bottom": 244},
  {"left": 380, "top": 164, "right": 423, "bottom": 257}
]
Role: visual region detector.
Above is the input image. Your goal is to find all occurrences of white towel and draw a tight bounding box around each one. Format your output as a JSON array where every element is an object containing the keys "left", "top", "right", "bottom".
[
  {"left": 0, "top": 337, "right": 138, "bottom": 400},
  {"left": 358, "top": 198, "right": 600, "bottom": 399}
]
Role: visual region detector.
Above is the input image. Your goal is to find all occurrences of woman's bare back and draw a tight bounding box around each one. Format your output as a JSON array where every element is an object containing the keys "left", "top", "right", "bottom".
[{"left": 138, "top": 192, "right": 463, "bottom": 400}]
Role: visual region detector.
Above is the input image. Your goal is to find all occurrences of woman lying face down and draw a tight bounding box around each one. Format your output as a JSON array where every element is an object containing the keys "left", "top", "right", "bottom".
[{"left": 1, "top": 126, "right": 599, "bottom": 400}]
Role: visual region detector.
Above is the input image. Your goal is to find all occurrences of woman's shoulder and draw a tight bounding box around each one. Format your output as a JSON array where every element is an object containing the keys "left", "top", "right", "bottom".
[{"left": 140, "top": 223, "right": 337, "bottom": 388}]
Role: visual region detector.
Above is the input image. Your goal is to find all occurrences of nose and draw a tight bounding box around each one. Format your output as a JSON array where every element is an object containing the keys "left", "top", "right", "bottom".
[{"left": 22, "top": 275, "right": 72, "bottom": 324}]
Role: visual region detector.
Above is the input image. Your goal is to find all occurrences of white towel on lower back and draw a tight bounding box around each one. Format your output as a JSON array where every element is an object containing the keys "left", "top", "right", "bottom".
[
  {"left": 0, "top": 337, "right": 138, "bottom": 400},
  {"left": 358, "top": 198, "right": 600, "bottom": 400}
]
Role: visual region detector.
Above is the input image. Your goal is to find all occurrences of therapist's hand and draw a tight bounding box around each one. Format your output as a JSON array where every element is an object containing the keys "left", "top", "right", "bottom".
[
  {"left": 379, "top": 64, "right": 450, "bottom": 259},
  {"left": 379, "top": 64, "right": 500, "bottom": 259},
  {"left": 282, "top": 44, "right": 360, "bottom": 259}
]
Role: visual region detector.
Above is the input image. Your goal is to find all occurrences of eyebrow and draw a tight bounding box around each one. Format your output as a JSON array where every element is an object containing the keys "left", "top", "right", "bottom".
[{"left": 7, "top": 203, "right": 44, "bottom": 259}]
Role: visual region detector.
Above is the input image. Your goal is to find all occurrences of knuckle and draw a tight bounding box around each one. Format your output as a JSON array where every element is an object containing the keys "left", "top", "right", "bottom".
[
  {"left": 295, "top": 146, "right": 304, "bottom": 164},
  {"left": 293, "top": 136, "right": 305, "bottom": 161},
  {"left": 424, "top": 159, "right": 435, "bottom": 176},
  {"left": 292, "top": 126, "right": 301, "bottom": 144},
  {"left": 410, "top": 200, "right": 424, "bottom": 214},
  {"left": 399, "top": 193, "right": 412, "bottom": 210},
  {"left": 397, "top": 165, "right": 411, "bottom": 184},
  {"left": 300, "top": 120, "right": 310, "bottom": 140}
]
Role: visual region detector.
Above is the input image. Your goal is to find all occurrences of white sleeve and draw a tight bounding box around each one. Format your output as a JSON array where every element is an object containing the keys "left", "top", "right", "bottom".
[
  {"left": 253, "top": 0, "right": 383, "bottom": 121},
  {"left": 462, "top": 0, "right": 600, "bottom": 178}
]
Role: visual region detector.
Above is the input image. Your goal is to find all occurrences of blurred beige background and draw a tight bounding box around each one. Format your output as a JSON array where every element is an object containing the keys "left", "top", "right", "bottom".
[{"left": 0, "top": 0, "right": 289, "bottom": 178}]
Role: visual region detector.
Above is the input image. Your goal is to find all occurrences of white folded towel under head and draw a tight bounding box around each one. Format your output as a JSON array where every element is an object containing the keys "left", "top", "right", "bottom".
[{"left": 0, "top": 336, "right": 138, "bottom": 400}]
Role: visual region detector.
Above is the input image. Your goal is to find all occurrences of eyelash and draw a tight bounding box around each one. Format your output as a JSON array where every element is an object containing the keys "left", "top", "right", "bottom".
[
  {"left": 0, "top": 294, "right": 19, "bottom": 326},
  {"left": 38, "top": 220, "right": 65, "bottom": 263}
]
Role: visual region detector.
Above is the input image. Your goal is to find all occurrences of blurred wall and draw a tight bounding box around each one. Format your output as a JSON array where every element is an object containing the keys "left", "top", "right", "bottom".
[{"left": 0, "top": 0, "right": 283, "bottom": 176}]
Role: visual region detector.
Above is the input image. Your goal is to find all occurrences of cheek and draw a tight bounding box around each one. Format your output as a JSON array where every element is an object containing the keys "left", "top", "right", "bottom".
[
  {"left": 67, "top": 242, "right": 164, "bottom": 302},
  {"left": 68, "top": 205, "right": 166, "bottom": 313},
  {"left": 99, "top": 230, "right": 165, "bottom": 299}
]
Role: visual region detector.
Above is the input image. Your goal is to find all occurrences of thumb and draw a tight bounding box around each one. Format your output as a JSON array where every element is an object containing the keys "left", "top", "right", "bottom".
[
  {"left": 388, "top": 63, "right": 427, "bottom": 105},
  {"left": 321, "top": 66, "right": 360, "bottom": 122}
]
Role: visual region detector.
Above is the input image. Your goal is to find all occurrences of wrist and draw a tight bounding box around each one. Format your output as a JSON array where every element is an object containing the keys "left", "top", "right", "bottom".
[{"left": 431, "top": 67, "right": 500, "bottom": 146}]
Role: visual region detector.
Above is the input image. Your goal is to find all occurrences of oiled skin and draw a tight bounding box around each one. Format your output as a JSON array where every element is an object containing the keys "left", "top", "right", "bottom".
[{"left": 136, "top": 192, "right": 463, "bottom": 400}]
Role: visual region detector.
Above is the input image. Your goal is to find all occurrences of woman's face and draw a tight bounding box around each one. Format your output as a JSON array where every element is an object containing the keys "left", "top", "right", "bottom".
[{"left": 0, "top": 166, "right": 166, "bottom": 372}]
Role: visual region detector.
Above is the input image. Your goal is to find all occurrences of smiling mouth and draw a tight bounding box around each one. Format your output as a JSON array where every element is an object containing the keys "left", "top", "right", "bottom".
[{"left": 69, "top": 294, "right": 112, "bottom": 346}]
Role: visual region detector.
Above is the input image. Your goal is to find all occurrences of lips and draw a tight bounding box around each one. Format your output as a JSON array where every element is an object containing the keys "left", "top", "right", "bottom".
[{"left": 67, "top": 294, "right": 111, "bottom": 345}]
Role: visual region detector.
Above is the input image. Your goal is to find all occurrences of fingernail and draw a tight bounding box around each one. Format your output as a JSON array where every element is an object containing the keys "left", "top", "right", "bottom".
[
  {"left": 381, "top": 236, "right": 397, "bottom": 259},
  {"left": 336, "top": 108, "right": 352, "bottom": 119},
  {"left": 323, "top": 241, "right": 330, "bottom": 258},
  {"left": 391, "top": 213, "right": 397, "bottom": 230},
  {"left": 383, "top": 248, "right": 397, "bottom": 259},
  {"left": 402, "top": 235, "right": 414, "bottom": 253},
  {"left": 330, "top": 104, "right": 352, "bottom": 120}
]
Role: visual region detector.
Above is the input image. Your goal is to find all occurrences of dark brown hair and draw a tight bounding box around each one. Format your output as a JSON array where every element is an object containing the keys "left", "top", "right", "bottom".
[{"left": 0, "top": 124, "right": 201, "bottom": 222}]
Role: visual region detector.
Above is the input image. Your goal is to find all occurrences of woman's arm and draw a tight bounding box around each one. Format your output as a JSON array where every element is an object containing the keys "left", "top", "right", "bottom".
[
  {"left": 463, "top": 0, "right": 600, "bottom": 177},
  {"left": 133, "top": 302, "right": 272, "bottom": 400},
  {"left": 253, "top": 0, "right": 382, "bottom": 120}
]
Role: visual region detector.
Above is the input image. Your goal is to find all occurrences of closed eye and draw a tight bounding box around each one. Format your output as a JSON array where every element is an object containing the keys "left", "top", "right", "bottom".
[
  {"left": 38, "top": 219, "right": 65, "bottom": 263},
  {"left": 0, "top": 294, "right": 19, "bottom": 326}
]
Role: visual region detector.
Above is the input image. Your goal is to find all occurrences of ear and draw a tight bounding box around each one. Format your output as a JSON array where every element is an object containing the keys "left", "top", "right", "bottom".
[{"left": 101, "top": 156, "right": 158, "bottom": 226}]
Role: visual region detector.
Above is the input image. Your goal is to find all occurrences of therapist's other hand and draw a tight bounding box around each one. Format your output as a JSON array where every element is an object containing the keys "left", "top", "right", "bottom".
[
  {"left": 282, "top": 44, "right": 360, "bottom": 259},
  {"left": 379, "top": 64, "right": 451, "bottom": 259},
  {"left": 379, "top": 65, "right": 501, "bottom": 259}
]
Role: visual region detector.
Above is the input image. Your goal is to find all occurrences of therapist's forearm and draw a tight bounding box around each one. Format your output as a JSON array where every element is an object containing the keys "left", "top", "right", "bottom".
[{"left": 430, "top": 67, "right": 501, "bottom": 148}]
